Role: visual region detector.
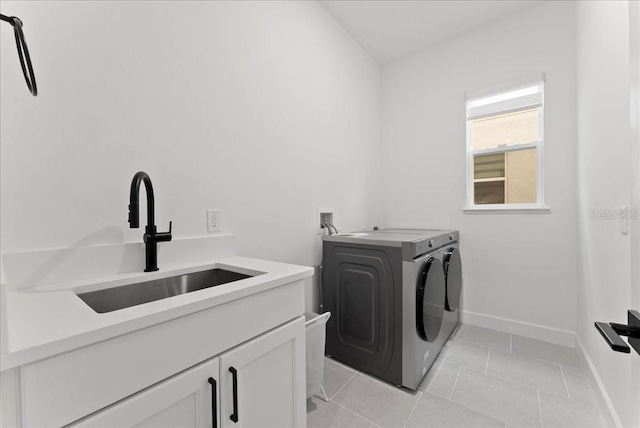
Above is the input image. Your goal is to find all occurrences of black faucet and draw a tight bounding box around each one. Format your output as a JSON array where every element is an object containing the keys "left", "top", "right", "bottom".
[{"left": 128, "top": 171, "right": 172, "bottom": 272}]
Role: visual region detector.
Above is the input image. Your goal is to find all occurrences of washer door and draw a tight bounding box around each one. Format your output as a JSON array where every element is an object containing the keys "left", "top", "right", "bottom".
[
  {"left": 416, "top": 257, "right": 446, "bottom": 342},
  {"left": 444, "top": 247, "right": 462, "bottom": 312}
]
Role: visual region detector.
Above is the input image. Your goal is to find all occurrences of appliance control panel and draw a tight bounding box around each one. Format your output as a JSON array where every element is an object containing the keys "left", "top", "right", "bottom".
[{"left": 408, "top": 231, "right": 459, "bottom": 259}]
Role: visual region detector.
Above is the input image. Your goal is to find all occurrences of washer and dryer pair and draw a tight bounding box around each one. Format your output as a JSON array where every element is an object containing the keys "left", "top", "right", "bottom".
[{"left": 321, "top": 229, "right": 462, "bottom": 390}]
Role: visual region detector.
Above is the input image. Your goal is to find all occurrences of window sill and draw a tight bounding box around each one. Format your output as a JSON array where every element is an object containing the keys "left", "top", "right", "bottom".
[{"left": 463, "top": 206, "right": 550, "bottom": 214}]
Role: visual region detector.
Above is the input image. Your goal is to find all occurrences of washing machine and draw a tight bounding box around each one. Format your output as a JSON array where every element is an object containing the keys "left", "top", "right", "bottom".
[{"left": 321, "top": 229, "right": 461, "bottom": 390}]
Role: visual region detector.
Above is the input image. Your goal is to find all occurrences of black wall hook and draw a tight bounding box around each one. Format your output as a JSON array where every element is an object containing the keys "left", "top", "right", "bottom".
[{"left": 1, "top": 13, "right": 37, "bottom": 96}]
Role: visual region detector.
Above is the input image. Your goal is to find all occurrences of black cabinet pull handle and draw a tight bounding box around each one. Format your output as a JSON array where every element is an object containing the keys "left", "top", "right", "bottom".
[
  {"left": 229, "top": 367, "right": 239, "bottom": 423},
  {"left": 208, "top": 377, "right": 217, "bottom": 428}
]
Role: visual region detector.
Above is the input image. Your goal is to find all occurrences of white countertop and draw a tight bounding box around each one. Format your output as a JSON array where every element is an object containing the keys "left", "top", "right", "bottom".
[{"left": 1, "top": 256, "right": 313, "bottom": 371}]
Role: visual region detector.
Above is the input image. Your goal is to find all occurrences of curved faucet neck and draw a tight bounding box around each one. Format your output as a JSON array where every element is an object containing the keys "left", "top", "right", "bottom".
[{"left": 129, "top": 171, "right": 155, "bottom": 228}]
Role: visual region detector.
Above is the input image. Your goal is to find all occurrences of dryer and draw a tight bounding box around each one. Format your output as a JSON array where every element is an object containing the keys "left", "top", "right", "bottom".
[{"left": 322, "top": 229, "right": 461, "bottom": 389}]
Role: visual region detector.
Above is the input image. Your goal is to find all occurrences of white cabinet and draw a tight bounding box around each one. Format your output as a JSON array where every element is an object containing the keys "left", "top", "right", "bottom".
[
  {"left": 9, "top": 279, "right": 307, "bottom": 428},
  {"left": 72, "top": 358, "right": 220, "bottom": 428},
  {"left": 220, "top": 317, "right": 306, "bottom": 428},
  {"left": 67, "top": 316, "right": 305, "bottom": 428}
]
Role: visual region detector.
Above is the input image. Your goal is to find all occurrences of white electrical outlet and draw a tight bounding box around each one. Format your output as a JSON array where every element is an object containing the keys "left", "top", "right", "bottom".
[{"left": 207, "top": 209, "right": 221, "bottom": 233}]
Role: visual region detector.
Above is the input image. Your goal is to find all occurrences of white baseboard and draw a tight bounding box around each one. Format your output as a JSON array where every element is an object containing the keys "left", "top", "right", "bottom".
[
  {"left": 574, "top": 336, "right": 622, "bottom": 428},
  {"left": 460, "top": 310, "right": 576, "bottom": 347}
]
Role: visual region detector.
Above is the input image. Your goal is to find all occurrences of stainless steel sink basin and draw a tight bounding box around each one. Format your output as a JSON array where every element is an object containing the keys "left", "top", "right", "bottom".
[{"left": 76, "top": 268, "right": 257, "bottom": 313}]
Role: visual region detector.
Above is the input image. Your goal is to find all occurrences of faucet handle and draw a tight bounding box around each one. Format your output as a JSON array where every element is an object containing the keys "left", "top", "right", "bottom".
[
  {"left": 159, "top": 221, "right": 172, "bottom": 239},
  {"left": 162, "top": 221, "right": 173, "bottom": 241},
  {"left": 149, "top": 221, "right": 172, "bottom": 243}
]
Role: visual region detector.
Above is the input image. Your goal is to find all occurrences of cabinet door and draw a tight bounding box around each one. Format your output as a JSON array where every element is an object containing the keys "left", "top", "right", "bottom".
[
  {"left": 219, "top": 317, "right": 306, "bottom": 428},
  {"left": 71, "top": 357, "right": 219, "bottom": 428}
]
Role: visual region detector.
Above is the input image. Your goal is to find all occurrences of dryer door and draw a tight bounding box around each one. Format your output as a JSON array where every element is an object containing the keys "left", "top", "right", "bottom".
[
  {"left": 416, "top": 257, "right": 446, "bottom": 342},
  {"left": 444, "top": 247, "right": 462, "bottom": 312}
]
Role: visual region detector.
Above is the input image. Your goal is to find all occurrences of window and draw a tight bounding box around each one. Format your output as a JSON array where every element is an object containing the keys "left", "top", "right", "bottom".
[{"left": 466, "top": 76, "right": 546, "bottom": 211}]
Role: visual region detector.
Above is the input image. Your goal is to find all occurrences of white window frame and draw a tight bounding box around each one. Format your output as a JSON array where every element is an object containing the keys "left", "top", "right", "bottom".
[{"left": 464, "top": 75, "right": 549, "bottom": 213}]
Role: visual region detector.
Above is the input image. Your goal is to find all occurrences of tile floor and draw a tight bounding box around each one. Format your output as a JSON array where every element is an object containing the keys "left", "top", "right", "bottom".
[{"left": 306, "top": 324, "right": 608, "bottom": 428}]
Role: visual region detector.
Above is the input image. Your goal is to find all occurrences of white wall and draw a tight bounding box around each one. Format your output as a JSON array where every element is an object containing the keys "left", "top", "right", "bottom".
[
  {"left": 576, "top": 2, "right": 638, "bottom": 427},
  {"left": 381, "top": 1, "right": 578, "bottom": 344},
  {"left": 0, "top": 1, "right": 381, "bottom": 271}
]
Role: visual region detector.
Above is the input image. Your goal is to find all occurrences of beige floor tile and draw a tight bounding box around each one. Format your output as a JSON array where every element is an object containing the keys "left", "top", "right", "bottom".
[
  {"left": 306, "top": 397, "right": 372, "bottom": 428},
  {"left": 322, "top": 357, "right": 357, "bottom": 399},
  {"left": 406, "top": 392, "right": 506, "bottom": 428},
  {"left": 539, "top": 391, "right": 607, "bottom": 427},
  {"left": 453, "top": 324, "right": 511, "bottom": 352},
  {"left": 309, "top": 334, "right": 607, "bottom": 428},
  {"left": 417, "top": 358, "right": 461, "bottom": 399},
  {"left": 487, "top": 349, "right": 568, "bottom": 398},
  {"left": 561, "top": 367, "right": 598, "bottom": 404},
  {"left": 511, "top": 335, "right": 581, "bottom": 368},
  {"left": 441, "top": 339, "right": 490, "bottom": 372},
  {"left": 451, "top": 368, "right": 541, "bottom": 428},
  {"left": 331, "top": 372, "right": 420, "bottom": 428}
]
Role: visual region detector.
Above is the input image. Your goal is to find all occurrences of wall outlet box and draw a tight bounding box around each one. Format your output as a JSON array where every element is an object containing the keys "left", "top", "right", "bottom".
[
  {"left": 207, "top": 209, "right": 221, "bottom": 233},
  {"left": 318, "top": 208, "right": 334, "bottom": 234}
]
